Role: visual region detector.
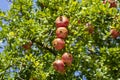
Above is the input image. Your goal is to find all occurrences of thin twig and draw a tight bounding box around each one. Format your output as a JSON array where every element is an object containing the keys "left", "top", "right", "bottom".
[{"left": 31, "top": 38, "right": 57, "bottom": 56}]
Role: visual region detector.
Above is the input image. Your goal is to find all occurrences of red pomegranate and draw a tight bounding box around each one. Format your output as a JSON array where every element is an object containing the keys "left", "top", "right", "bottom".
[
  {"left": 56, "top": 27, "right": 68, "bottom": 39},
  {"left": 85, "top": 23, "right": 94, "bottom": 34},
  {"left": 55, "top": 16, "right": 69, "bottom": 28},
  {"left": 53, "top": 60, "right": 65, "bottom": 73},
  {"left": 23, "top": 41, "right": 32, "bottom": 50},
  {"left": 103, "top": 0, "right": 107, "bottom": 4},
  {"left": 62, "top": 52, "right": 73, "bottom": 66},
  {"left": 52, "top": 38, "right": 65, "bottom": 50},
  {"left": 108, "top": 0, "right": 117, "bottom": 8},
  {"left": 78, "top": 20, "right": 81, "bottom": 24},
  {"left": 110, "top": 28, "right": 120, "bottom": 39}
]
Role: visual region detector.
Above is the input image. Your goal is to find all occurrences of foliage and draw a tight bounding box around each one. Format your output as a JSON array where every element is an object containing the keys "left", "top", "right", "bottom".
[{"left": 0, "top": 0, "right": 120, "bottom": 80}]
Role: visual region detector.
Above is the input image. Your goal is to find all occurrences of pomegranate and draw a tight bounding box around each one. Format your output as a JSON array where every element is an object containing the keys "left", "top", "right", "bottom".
[
  {"left": 108, "top": 0, "right": 117, "bottom": 8},
  {"left": 103, "top": 0, "right": 107, "bottom": 4},
  {"left": 23, "top": 41, "right": 32, "bottom": 50},
  {"left": 53, "top": 60, "right": 65, "bottom": 73},
  {"left": 110, "top": 28, "right": 120, "bottom": 39},
  {"left": 56, "top": 27, "right": 68, "bottom": 39},
  {"left": 85, "top": 23, "right": 94, "bottom": 34},
  {"left": 55, "top": 16, "right": 69, "bottom": 28},
  {"left": 52, "top": 38, "right": 65, "bottom": 50},
  {"left": 78, "top": 20, "right": 81, "bottom": 24},
  {"left": 62, "top": 52, "right": 73, "bottom": 66}
]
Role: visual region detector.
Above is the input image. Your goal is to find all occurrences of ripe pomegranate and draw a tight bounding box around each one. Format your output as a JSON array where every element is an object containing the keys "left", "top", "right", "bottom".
[
  {"left": 78, "top": 20, "right": 81, "bottom": 24},
  {"left": 56, "top": 27, "right": 68, "bottom": 39},
  {"left": 103, "top": 0, "right": 107, "bottom": 4},
  {"left": 55, "top": 16, "right": 69, "bottom": 28},
  {"left": 110, "top": 29, "right": 120, "bottom": 39},
  {"left": 53, "top": 60, "right": 65, "bottom": 73},
  {"left": 108, "top": 0, "right": 117, "bottom": 8},
  {"left": 62, "top": 52, "right": 73, "bottom": 66},
  {"left": 108, "top": 0, "right": 116, "bottom": 3},
  {"left": 23, "top": 41, "right": 32, "bottom": 50},
  {"left": 85, "top": 23, "right": 94, "bottom": 34},
  {"left": 52, "top": 38, "right": 65, "bottom": 50}
]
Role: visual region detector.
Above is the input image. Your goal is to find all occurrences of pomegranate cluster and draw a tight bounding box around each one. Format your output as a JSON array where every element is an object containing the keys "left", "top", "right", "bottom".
[
  {"left": 52, "top": 16, "right": 73, "bottom": 73},
  {"left": 53, "top": 52, "right": 73, "bottom": 73},
  {"left": 52, "top": 16, "right": 69, "bottom": 50}
]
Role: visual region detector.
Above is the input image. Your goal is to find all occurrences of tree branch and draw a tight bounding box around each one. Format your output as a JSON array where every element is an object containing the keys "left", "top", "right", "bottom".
[
  {"left": 0, "top": 65, "right": 12, "bottom": 79},
  {"left": 31, "top": 38, "right": 57, "bottom": 56}
]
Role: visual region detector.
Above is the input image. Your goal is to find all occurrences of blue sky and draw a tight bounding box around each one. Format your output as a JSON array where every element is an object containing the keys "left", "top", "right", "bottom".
[
  {"left": 0, "top": 0, "right": 11, "bottom": 11},
  {"left": 0, "top": 0, "right": 10, "bottom": 52}
]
